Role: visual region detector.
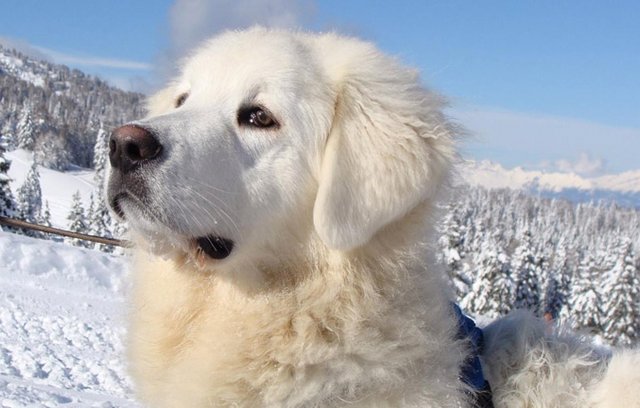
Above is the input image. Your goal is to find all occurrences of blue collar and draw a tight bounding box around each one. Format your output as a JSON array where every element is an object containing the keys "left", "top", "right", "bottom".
[{"left": 451, "top": 303, "right": 494, "bottom": 408}]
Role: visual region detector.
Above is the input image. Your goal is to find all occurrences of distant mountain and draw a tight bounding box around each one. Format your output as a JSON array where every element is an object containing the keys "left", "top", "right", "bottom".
[
  {"left": 0, "top": 45, "right": 145, "bottom": 169},
  {"left": 460, "top": 160, "right": 640, "bottom": 207}
]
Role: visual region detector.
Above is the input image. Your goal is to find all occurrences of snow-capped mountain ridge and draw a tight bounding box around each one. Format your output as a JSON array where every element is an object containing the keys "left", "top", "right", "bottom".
[
  {"left": 0, "top": 50, "right": 48, "bottom": 88},
  {"left": 461, "top": 160, "right": 640, "bottom": 207},
  {"left": 0, "top": 45, "right": 144, "bottom": 169}
]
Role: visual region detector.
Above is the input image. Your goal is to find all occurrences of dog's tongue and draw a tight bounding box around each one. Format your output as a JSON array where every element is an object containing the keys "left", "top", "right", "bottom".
[{"left": 196, "top": 236, "right": 234, "bottom": 259}]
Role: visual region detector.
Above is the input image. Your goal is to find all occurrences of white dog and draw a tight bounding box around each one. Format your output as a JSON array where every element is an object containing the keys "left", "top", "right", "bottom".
[{"left": 107, "top": 28, "right": 639, "bottom": 408}]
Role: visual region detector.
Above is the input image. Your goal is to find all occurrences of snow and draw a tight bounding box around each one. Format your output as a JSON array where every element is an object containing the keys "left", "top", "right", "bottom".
[
  {"left": 0, "top": 146, "right": 138, "bottom": 406},
  {"left": 0, "top": 53, "right": 46, "bottom": 88},
  {"left": 6, "top": 150, "right": 96, "bottom": 229},
  {"left": 0, "top": 231, "right": 138, "bottom": 407}
]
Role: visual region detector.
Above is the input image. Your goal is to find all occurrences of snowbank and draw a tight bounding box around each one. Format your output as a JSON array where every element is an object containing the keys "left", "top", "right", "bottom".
[{"left": 0, "top": 231, "right": 138, "bottom": 407}]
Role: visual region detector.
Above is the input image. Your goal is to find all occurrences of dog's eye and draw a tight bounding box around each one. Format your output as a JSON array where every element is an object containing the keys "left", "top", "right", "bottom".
[
  {"left": 175, "top": 93, "right": 189, "bottom": 108},
  {"left": 237, "top": 106, "right": 279, "bottom": 129}
]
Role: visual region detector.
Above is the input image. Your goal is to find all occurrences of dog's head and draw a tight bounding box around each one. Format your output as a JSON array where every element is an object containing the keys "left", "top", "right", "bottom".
[{"left": 107, "top": 28, "right": 456, "bottom": 266}]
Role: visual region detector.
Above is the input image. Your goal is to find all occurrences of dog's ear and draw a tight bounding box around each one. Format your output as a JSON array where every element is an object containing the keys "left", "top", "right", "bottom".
[{"left": 313, "top": 45, "right": 457, "bottom": 251}]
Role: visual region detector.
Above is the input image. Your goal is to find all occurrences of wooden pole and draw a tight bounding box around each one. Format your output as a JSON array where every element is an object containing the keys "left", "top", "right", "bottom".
[{"left": 0, "top": 216, "right": 128, "bottom": 247}]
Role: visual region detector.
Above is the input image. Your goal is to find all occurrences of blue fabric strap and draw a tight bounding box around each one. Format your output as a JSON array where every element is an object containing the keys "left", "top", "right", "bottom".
[{"left": 451, "top": 303, "right": 494, "bottom": 408}]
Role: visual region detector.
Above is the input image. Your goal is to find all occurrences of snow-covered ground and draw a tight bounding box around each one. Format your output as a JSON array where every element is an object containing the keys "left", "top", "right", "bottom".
[
  {"left": 0, "top": 231, "right": 138, "bottom": 407},
  {"left": 1, "top": 149, "right": 140, "bottom": 406},
  {"left": 6, "top": 150, "right": 96, "bottom": 229}
]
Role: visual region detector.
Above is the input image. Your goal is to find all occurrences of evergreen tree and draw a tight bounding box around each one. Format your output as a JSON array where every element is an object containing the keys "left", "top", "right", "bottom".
[
  {"left": 89, "top": 125, "right": 117, "bottom": 252},
  {"left": 570, "top": 254, "right": 604, "bottom": 335},
  {"left": 462, "top": 235, "right": 514, "bottom": 318},
  {"left": 545, "top": 245, "right": 573, "bottom": 321},
  {"left": 39, "top": 200, "right": 52, "bottom": 227},
  {"left": 542, "top": 271, "right": 563, "bottom": 322},
  {"left": 438, "top": 209, "right": 471, "bottom": 300},
  {"left": 34, "top": 130, "right": 70, "bottom": 170},
  {"left": 16, "top": 107, "right": 36, "bottom": 150},
  {"left": 37, "top": 200, "right": 53, "bottom": 240},
  {"left": 93, "top": 125, "right": 109, "bottom": 189},
  {"left": 16, "top": 161, "right": 42, "bottom": 224},
  {"left": 1, "top": 122, "right": 16, "bottom": 150},
  {"left": 602, "top": 240, "right": 640, "bottom": 346},
  {"left": 512, "top": 229, "right": 541, "bottom": 315},
  {"left": 88, "top": 193, "right": 115, "bottom": 253},
  {"left": 66, "top": 191, "right": 90, "bottom": 248},
  {"left": 547, "top": 247, "right": 573, "bottom": 321},
  {"left": 0, "top": 135, "right": 17, "bottom": 222}
]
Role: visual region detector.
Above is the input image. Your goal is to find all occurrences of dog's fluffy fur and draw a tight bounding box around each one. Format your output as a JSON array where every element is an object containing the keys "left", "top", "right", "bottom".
[{"left": 109, "top": 28, "right": 640, "bottom": 407}]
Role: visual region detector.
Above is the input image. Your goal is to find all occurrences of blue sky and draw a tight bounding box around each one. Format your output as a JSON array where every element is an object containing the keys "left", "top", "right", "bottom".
[{"left": 1, "top": 0, "right": 639, "bottom": 174}]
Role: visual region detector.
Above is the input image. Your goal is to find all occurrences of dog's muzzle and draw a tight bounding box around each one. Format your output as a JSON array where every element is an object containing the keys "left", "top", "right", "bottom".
[{"left": 106, "top": 124, "right": 163, "bottom": 220}]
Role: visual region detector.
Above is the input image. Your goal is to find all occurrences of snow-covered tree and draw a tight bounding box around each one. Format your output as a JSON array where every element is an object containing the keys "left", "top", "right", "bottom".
[
  {"left": 462, "top": 235, "right": 514, "bottom": 318},
  {"left": 88, "top": 193, "right": 114, "bottom": 252},
  {"left": 547, "top": 247, "right": 572, "bottom": 321},
  {"left": 39, "top": 200, "right": 52, "bottom": 227},
  {"left": 602, "top": 240, "right": 640, "bottom": 346},
  {"left": 93, "top": 125, "right": 109, "bottom": 190},
  {"left": 66, "top": 191, "right": 90, "bottom": 248},
  {"left": 16, "top": 161, "right": 42, "bottom": 224},
  {"left": 16, "top": 107, "right": 36, "bottom": 150},
  {"left": 1, "top": 122, "right": 16, "bottom": 150},
  {"left": 0, "top": 135, "right": 17, "bottom": 222},
  {"left": 34, "top": 130, "right": 70, "bottom": 170},
  {"left": 438, "top": 209, "right": 471, "bottom": 300},
  {"left": 437, "top": 186, "right": 640, "bottom": 345},
  {"left": 35, "top": 200, "right": 53, "bottom": 240},
  {"left": 512, "top": 229, "right": 541, "bottom": 315},
  {"left": 88, "top": 125, "right": 118, "bottom": 252},
  {"left": 570, "top": 254, "right": 604, "bottom": 335}
]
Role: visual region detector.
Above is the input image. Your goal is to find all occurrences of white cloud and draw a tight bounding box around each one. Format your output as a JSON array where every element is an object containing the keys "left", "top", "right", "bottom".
[
  {"left": 540, "top": 153, "right": 607, "bottom": 177},
  {"left": 453, "top": 105, "right": 640, "bottom": 174},
  {"left": 0, "top": 36, "right": 151, "bottom": 71},
  {"left": 163, "top": 0, "right": 314, "bottom": 72}
]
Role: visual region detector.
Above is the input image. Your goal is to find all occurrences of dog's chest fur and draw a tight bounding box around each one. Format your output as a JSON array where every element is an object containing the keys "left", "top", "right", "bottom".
[{"left": 128, "top": 252, "right": 469, "bottom": 408}]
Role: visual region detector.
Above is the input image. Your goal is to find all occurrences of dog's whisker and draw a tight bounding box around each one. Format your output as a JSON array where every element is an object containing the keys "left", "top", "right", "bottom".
[{"left": 177, "top": 185, "right": 241, "bottom": 237}]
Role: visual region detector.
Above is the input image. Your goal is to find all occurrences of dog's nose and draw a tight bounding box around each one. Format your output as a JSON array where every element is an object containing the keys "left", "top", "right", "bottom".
[{"left": 109, "top": 125, "right": 162, "bottom": 174}]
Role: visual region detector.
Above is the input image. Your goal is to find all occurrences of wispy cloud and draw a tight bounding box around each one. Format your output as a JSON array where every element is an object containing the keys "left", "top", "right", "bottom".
[
  {"left": 0, "top": 36, "right": 151, "bottom": 71},
  {"left": 34, "top": 46, "right": 151, "bottom": 71}
]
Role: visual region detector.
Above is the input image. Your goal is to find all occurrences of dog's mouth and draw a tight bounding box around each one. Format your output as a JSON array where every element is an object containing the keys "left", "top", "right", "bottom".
[
  {"left": 195, "top": 235, "right": 234, "bottom": 260},
  {"left": 110, "top": 193, "right": 127, "bottom": 219},
  {"left": 110, "top": 192, "right": 235, "bottom": 261}
]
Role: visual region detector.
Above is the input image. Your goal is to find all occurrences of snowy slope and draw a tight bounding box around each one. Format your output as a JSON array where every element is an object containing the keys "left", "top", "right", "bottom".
[
  {"left": 0, "top": 50, "right": 47, "bottom": 88},
  {"left": 0, "top": 231, "right": 138, "bottom": 407},
  {"left": 6, "top": 149, "right": 96, "bottom": 229},
  {"left": 460, "top": 160, "right": 640, "bottom": 207}
]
